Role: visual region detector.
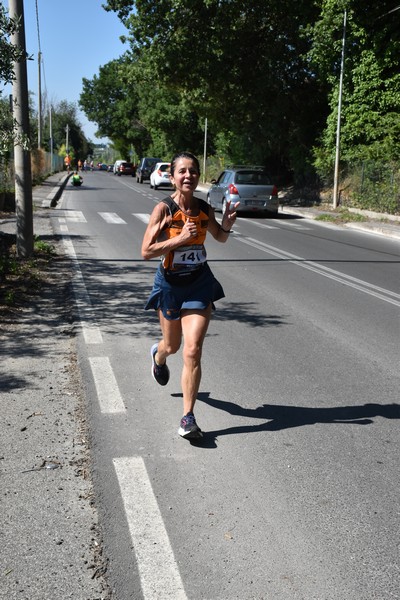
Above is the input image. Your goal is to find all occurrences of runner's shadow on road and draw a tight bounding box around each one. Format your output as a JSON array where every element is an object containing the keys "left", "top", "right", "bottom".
[{"left": 173, "top": 393, "right": 400, "bottom": 447}]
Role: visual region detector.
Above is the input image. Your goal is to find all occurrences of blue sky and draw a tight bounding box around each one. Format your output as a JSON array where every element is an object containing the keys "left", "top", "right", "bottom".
[{"left": 3, "top": 0, "right": 129, "bottom": 142}]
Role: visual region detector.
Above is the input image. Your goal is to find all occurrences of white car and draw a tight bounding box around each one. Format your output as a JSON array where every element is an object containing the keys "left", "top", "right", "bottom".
[
  {"left": 149, "top": 162, "right": 172, "bottom": 190},
  {"left": 113, "top": 159, "right": 125, "bottom": 174}
]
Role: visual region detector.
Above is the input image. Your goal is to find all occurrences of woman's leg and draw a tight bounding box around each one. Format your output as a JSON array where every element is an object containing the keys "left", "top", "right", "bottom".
[
  {"left": 180, "top": 306, "right": 212, "bottom": 415},
  {"left": 154, "top": 310, "right": 182, "bottom": 365}
]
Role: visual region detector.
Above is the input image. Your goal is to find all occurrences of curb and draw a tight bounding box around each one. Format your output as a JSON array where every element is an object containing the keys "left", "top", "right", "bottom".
[{"left": 50, "top": 173, "right": 71, "bottom": 207}]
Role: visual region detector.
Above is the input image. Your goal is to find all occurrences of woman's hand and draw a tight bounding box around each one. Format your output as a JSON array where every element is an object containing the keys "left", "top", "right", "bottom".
[
  {"left": 222, "top": 201, "right": 240, "bottom": 231},
  {"left": 181, "top": 219, "right": 197, "bottom": 241}
]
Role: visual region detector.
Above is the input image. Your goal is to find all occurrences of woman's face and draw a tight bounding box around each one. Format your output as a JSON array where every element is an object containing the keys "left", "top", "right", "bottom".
[{"left": 170, "top": 157, "right": 200, "bottom": 193}]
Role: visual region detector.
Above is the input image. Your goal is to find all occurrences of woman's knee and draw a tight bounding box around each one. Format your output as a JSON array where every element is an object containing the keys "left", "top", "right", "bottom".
[
  {"left": 163, "top": 339, "right": 181, "bottom": 356},
  {"left": 182, "top": 341, "right": 203, "bottom": 363}
]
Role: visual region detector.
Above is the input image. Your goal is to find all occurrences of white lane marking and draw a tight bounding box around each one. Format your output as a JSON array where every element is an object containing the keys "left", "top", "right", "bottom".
[
  {"left": 244, "top": 220, "right": 279, "bottom": 230},
  {"left": 113, "top": 456, "right": 187, "bottom": 600},
  {"left": 60, "top": 224, "right": 68, "bottom": 233},
  {"left": 61, "top": 237, "right": 103, "bottom": 344},
  {"left": 237, "top": 236, "right": 400, "bottom": 307},
  {"left": 99, "top": 212, "right": 127, "bottom": 224},
  {"left": 64, "top": 210, "right": 87, "bottom": 222},
  {"left": 134, "top": 213, "right": 151, "bottom": 224},
  {"left": 282, "top": 220, "right": 311, "bottom": 229},
  {"left": 89, "top": 357, "right": 126, "bottom": 413}
]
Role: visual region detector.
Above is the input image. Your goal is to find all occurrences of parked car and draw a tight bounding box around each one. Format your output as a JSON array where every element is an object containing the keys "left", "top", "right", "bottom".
[
  {"left": 149, "top": 162, "right": 172, "bottom": 190},
  {"left": 113, "top": 159, "right": 125, "bottom": 174},
  {"left": 117, "top": 162, "right": 135, "bottom": 176},
  {"left": 207, "top": 166, "right": 279, "bottom": 215},
  {"left": 136, "top": 157, "right": 162, "bottom": 183},
  {"left": 98, "top": 163, "right": 108, "bottom": 171},
  {"left": 107, "top": 164, "right": 114, "bottom": 172}
]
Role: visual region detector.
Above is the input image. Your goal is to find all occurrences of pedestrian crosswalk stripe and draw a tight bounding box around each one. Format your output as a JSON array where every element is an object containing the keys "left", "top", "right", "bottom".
[
  {"left": 61, "top": 210, "right": 87, "bottom": 223},
  {"left": 99, "top": 212, "right": 127, "bottom": 224},
  {"left": 134, "top": 213, "right": 150, "bottom": 224}
]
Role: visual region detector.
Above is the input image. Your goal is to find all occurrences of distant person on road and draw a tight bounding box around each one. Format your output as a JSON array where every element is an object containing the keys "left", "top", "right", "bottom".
[
  {"left": 64, "top": 155, "right": 71, "bottom": 172},
  {"left": 141, "top": 151, "right": 239, "bottom": 439},
  {"left": 71, "top": 171, "right": 83, "bottom": 186}
]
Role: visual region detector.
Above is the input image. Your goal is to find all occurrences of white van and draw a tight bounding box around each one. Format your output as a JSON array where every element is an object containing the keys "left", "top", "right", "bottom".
[{"left": 113, "top": 160, "right": 124, "bottom": 174}]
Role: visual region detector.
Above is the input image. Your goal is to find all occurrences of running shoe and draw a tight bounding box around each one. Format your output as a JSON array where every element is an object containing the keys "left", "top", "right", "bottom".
[
  {"left": 150, "top": 343, "right": 170, "bottom": 386},
  {"left": 178, "top": 412, "right": 203, "bottom": 439}
]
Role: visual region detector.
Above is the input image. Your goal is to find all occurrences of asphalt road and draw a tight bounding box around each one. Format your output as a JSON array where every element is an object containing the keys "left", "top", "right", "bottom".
[{"left": 53, "top": 170, "right": 400, "bottom": 600}]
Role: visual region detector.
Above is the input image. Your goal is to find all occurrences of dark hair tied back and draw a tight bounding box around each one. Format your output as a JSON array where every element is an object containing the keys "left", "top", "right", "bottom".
[{"left": 170, "top": 152, "right": 200, "bottom": 176}]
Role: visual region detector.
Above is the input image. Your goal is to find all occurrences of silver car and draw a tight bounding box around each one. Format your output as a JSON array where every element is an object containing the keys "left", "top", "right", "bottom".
[{"left": 207, "top": 167, "right": 279, "bottom": 215}]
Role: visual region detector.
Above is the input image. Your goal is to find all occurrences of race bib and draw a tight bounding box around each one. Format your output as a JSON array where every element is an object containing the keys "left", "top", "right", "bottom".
[{"left": 172, "top": 244, "right": 207, "bottom": 268}]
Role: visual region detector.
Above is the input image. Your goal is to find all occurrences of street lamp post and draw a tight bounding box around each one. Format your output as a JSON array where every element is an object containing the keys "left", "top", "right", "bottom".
[
  {"left": 203, "top": 117, "right": 207, "bottom": 184},
  {"left": 333, "top": 9, "right": 347, "bottom": 209}
]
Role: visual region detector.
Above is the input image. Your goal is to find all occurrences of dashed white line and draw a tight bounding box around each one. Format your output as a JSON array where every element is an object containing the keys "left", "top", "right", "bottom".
[
  {"left": 61, "top": 237, "right": 103, "bottom": 344},
  {"left": 113, "top": 456, "right": 187, "bottom": 599},
  {"left": 89, "top": 357, "right": 126, "bottom": 413}
]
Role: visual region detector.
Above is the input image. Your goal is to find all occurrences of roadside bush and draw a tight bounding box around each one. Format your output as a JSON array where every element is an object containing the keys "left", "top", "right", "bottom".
[{"left": 349, "top": 161, "right": 400, "bottom": 215}]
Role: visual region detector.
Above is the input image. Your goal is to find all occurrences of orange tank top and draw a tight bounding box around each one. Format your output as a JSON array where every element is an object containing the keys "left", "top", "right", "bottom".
[{"left": 159, "top": 197, "right": 210, "bottom": 273}]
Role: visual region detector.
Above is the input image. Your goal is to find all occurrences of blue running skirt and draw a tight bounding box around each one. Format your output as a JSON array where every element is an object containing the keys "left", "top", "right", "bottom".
[{"left": 144, "top": 262, "right": 225, "bottom": 320}]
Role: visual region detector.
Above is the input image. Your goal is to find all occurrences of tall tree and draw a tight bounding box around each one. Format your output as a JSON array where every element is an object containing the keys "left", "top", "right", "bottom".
[
  {"left": 50, "top": 100, "right": 89, "bottom": 159},
  {"left": 79, "top": 57, "right": 146, "bottom": 157},
  {"left": 309, "top": 0, "right": 400, "bottom": 177},
  {"left": 0, "top": 4, "right": 27, "bottom": 86},
  {"left": 104, "top": 0, "right": 325, "bottom": 179},
  {"left": 1, "top": 6, "right": 31, "bottom": 159}
]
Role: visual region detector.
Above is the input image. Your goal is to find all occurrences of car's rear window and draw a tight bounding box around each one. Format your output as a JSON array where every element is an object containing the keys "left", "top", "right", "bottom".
[
  {"left": 159, "top": 164, "right": 170, "bottom": 172},
  {"left": 235, "top": 171, "right": 271, "bottom": 185}
]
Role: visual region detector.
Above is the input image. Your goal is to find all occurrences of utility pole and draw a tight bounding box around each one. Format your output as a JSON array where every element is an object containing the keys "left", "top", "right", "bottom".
[
  {"left": 65, "top": 123, "right": 69, "bottom": 154},
  {"left": 203, "top": 117, "right": 208, "bottom": 184},
  {"left": 333, "top": 9, "right": 347, "bottom": 209},
  {"left": 9, "top": 0, "right": 34, "bottom": 257},
  {"left": 49, "top": 104, "right": 54, "bottom": 173},
  {"left": 37, "top": 50, "right": 42, "bottom": 148}
]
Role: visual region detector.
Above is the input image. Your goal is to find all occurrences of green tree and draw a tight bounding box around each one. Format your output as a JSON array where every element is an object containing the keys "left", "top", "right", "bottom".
[
  {"left": 0, "top": 4, "right": 27, "bottom": 86},
  {"left": 50, "top": 100, "right": 90, "bottom": 160},
  {"left": 79, "top": 57, "right": 145, "bottom": 158},
  {"left": 1, "top": 7, "right": 31, "bottom": 160},
  {"left": 104, "top": 0, "right": 325, "bottom": 180},
  {"left": 309, "top": 0, "right": 400, "bottom": 179}
]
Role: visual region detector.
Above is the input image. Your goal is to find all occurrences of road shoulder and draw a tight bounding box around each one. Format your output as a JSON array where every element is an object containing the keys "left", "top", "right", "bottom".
[{"left": 0, "top": 209, "right": 110, "bottom": 599}]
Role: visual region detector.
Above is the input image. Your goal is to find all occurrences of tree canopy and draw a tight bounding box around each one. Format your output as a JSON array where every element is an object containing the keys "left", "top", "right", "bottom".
[
  {"left": 80, "top": 0, "right": 398, "bottom": 195},
  {"left": 0, "top": 4, "right": 27, "bottom": 87}
]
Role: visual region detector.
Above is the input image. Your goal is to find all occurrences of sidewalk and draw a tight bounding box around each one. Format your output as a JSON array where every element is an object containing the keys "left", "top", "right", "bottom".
[{"left": 0, "top": 171, "right": 110, "bottom": 600}]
